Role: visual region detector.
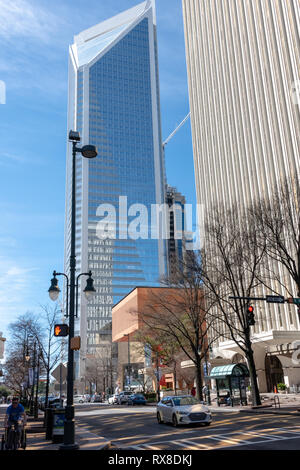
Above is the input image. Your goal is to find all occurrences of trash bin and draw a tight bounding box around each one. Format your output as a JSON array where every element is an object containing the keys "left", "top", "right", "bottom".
[
  {"left": 52, "top": 408, "right": 66, "bottom": 443},
  {"left": 45, "top": 408, "right": 54, "bottom": 440}
]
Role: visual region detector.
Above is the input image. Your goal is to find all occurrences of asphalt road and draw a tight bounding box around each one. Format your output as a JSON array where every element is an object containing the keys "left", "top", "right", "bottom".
[{"left": 74, "top": 404, "right": 300, "bottom": 450}]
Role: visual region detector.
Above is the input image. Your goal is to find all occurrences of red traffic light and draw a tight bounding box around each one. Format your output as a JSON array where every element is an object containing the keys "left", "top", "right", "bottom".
[
  {"left": 248, "top": 306, "right": 254, "bottom": 313},
  {"left": 54, "top": 324, "right": 69, "bottom": 337}
]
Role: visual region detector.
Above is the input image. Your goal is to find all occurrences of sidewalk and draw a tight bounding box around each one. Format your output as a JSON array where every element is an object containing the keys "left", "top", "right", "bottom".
[
  {"left": 25, "top": 417, "right": 111, "bottom": 450},
  {"left": 206, "top": 392, "right": 300, "bottom": 416},
  {"left": 0, "top": 406, "right": 111, "bottom": 451}
]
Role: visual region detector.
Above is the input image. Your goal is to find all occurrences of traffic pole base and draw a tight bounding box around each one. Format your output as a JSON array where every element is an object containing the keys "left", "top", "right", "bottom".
[{"left": 59, "top": 442, "right": 79, "bottom": 450}]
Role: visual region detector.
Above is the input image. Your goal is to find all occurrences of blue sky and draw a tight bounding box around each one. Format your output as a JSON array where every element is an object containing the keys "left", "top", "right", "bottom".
[{"left": 0, "top": 0, "right": 195, "bottom": 340}]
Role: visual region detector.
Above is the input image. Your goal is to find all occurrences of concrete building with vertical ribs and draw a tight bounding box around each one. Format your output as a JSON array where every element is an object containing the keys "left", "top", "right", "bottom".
[{"left": 182, "top": 0, "right": 300, "bottom": 392}]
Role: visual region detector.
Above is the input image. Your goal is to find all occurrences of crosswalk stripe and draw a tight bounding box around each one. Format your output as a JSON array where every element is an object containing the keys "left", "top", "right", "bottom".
[{"left": 174, "top": 440, "right": 211, "bottom": 450}]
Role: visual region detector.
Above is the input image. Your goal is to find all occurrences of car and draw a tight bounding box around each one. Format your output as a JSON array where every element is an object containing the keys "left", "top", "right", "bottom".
[
  {"left": 156, "top": 395, "right": 212, "bottom": 427},
  {"left": 108, "top": 394, "right": 119, "bottom": 405},
  {"left": 91, "top": 394, "right": 102, "bottom": 403},
  {"left": 127, "top": 393, "right": 147, "bottom": 406},
  {"left": 83, "top": 394, "right": 91, "bottom": 402},
  {"left": 117, "top": 391, "right": 133, "bottom": 404},
  {"left": 73, "top": 395, "right": 86, "bottom": 404}
]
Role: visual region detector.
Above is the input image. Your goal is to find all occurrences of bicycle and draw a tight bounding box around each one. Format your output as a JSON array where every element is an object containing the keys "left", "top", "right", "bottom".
[{"left": 2, "top": 420, "right": 26, "bottom": 450}]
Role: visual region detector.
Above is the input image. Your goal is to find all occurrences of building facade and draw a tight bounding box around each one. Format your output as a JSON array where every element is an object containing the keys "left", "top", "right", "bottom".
[
  {"left": 165, "top": 185, "right": 187, "bottom": 277},
  {"left": 65, "top": 0, "right": 167, "bottom": 380},
  {"left": 182, "top": 0, "right": 300, "bottom": 391}
]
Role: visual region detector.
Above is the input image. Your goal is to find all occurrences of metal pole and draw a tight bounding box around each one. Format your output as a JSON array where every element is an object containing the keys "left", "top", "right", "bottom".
[
  {"left": 127, "top": 335, "right": 131, "bottom": 388},
  {"left": 205, "top": 354, "right": 211, "bottom": 405},
  {"left": 34, "top": 349, "right": 40, "bottom": 419},
  {"left": 30, "top": 342, "right": 36, "bottom": 415},
  {"left": 60, "top": 140, "right": 78, "bottom": 450},
  {"left": 156, "top": 351, "right": 160, "bottom": 403}
]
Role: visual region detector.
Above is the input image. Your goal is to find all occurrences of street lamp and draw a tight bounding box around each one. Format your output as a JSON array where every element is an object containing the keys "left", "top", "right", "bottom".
[
  {"left": 48, "top": 274, "right": 61, "bottom": 301},
  {"left": 48, "top": 130, "right": 97, "bottom": 450}
]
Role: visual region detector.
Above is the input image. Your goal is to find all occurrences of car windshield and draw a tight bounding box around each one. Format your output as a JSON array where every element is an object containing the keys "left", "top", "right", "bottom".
[{"left": 172, "top": 397, "right": 201, "bottom": 406}]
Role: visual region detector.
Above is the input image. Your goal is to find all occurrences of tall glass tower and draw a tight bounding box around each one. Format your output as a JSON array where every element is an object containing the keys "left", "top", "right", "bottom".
[{"left": 64, "top": 0, "right": 166, "bottom": 373}]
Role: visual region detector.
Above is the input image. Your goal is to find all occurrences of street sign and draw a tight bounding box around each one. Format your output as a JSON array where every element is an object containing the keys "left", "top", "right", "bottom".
[
  {"left": 51, "top": 363, "right": 67, "bottom": 382},
  {"left": 266, "top": 295, "right": 285, "bottom": 303},
  {"left": 287, "top": 297, "right": 300, "bottom": 305}
]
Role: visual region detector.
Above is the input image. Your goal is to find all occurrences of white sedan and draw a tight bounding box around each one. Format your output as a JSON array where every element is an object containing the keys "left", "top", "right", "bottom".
[{"left": 157, "top": 395, "right": 212, "bottom": 427}]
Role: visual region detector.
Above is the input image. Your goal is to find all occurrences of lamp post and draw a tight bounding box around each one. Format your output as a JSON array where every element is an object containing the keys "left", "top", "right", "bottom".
[
  {"left": 30, "top": 341, "right": 36, "bottom": 416},
  {"left": 34, "top": 346, "right": 43, "bottom": 419},
  {"left": 123, "top": 334, "right": 131, "bottom": 389},
  {"left": 48, "top": 130, "right": 97, "bottom": 450}
]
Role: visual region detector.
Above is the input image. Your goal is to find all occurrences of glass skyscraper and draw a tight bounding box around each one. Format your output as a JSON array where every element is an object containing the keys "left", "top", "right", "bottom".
[{"left": 64, "top": 1, "right": 166, "bottom": 373}]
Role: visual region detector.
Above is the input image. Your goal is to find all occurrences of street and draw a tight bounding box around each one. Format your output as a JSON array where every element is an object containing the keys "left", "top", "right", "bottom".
[{"left": 74, "top": 404, "right": 300, "bottom": 450}]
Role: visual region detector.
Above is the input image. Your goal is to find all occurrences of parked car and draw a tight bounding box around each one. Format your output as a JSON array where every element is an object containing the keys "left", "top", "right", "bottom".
[
  {"left": 117, "top": 391, "right": 134, "bottom": 405},
  {"left": 156, "top": 395, "right": 212, "bottom": 427},
  {"left": 108, "top": 394, "right": 119, "bottom": 405},
  {"left": 127, "top": 393, "right": 147, "bottom": 406},
  {"left": 73, "top": 395, "right": 86, "bottom": 404},
  {"left": 83, "top": 394, "right": 91, "bottom": 402},
  {"left": 39, "top": 396, "right": 60, "bottom": 410},
  {"left": 91, "top": 394, "right": 102, "bottom": 403}
]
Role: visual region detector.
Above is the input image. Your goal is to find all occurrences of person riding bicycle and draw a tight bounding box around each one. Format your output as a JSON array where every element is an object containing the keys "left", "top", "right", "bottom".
[{"left": 4, "top": 396, "right": 27, "bottom": 445}]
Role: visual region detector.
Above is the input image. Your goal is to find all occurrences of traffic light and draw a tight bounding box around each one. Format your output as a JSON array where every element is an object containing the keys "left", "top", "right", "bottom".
[
  {"left": 247, "top": 305, "right": 255, "bottom": 326},
  {"left": 54, "top": 324, "right": 69, "bottom": 337}
]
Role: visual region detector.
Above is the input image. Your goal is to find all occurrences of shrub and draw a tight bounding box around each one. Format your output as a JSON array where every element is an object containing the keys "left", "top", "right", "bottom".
[{"left": 277, "top": 383, "right": 286, "bottom": 391}]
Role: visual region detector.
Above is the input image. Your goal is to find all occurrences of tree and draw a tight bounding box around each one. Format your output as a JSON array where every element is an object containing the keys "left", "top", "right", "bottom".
[
  {"left": 36, "top": 304, "right": 63, "bottom": 410},
  {"left": 133, "top": 328, "right": 182, "bottom": 396},
  {"left": 3, "top": 312, "right": 44, "bottom": 400},
  {"left": 199, "top": 204, "right": 266, "bottom": 406},
  {"left": 250, "top": 175, "right": 300, "bottom": 300},
  {"left": 136, "top": 259, "right": 217, "bottom": 402}
]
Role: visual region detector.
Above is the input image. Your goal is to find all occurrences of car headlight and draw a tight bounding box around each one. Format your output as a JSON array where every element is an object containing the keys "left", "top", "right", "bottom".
[{"left": 177, "top": 411, "right": 189, "bottom": 415}]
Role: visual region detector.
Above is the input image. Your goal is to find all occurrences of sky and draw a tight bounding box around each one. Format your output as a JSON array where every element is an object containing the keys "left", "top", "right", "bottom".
[{"left": 0, "top": 0, "right": 195, "bottom": 342}]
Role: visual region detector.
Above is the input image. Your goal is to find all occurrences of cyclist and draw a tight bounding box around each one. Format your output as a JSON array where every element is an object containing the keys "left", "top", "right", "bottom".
[{"left": 4, "top": 396, "right": 27, "bottom": 448}]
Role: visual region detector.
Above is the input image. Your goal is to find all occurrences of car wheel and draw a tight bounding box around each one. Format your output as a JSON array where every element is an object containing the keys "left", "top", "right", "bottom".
[
  {"left": 157, "top": 412, "right": 164, "bottom": 424},
  {"left": 172, "top": 414, "right": 178, "bottom": 427}
]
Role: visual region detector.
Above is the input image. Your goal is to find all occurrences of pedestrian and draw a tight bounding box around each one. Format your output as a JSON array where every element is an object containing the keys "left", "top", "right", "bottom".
[
  {"left": 191, "top": 387, "right": 196, "bottom": 397},
  {"left": 202, "top": 385, "right": 207, "bottom": 402}
]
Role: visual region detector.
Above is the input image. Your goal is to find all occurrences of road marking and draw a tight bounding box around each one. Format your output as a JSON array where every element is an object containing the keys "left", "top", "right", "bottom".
[
  {"left": 174, "top": 440, "right": 210, "bottom": 450},
  {"left": 76, "top": 407, "right": 155, "bottom": 417},
  {"left": 141, "top": 444, "right": 161, "bottom": 450},
  {"left": 114, "top": 427, "right": 300, "bottom": 450},
  {"left": 207, "top": 436, "right": 249, "bottom": 445}
]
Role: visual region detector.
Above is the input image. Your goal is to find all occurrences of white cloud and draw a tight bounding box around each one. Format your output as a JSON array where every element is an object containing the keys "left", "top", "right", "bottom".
[
  {"left": 0, "top": 256, "right": 40, "bottom": 334},
  {"left": 0, "top": 0, "right": 65, "bottom": 43}
]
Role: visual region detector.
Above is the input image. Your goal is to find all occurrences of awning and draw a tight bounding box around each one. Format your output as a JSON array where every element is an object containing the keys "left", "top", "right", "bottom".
[{"left": 208, "top": 363, "right": 249, "bottom": 379}]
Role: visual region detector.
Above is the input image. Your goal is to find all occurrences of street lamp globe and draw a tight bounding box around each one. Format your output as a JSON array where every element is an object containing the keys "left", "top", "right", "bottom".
[
  {"left": 48, "top": 274, "right": 60, "bottom": 301},
  {"left": 81, "top": 145, "right": 97, "bottom": 159},
  {"left": 83, "top": 272, "right": 96, "bottom": 300}
]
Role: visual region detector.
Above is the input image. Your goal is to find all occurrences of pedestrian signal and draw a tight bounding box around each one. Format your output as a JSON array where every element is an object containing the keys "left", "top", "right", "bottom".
[{"left": 54, "top": 324, "right": 69, "bottom": 337}]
